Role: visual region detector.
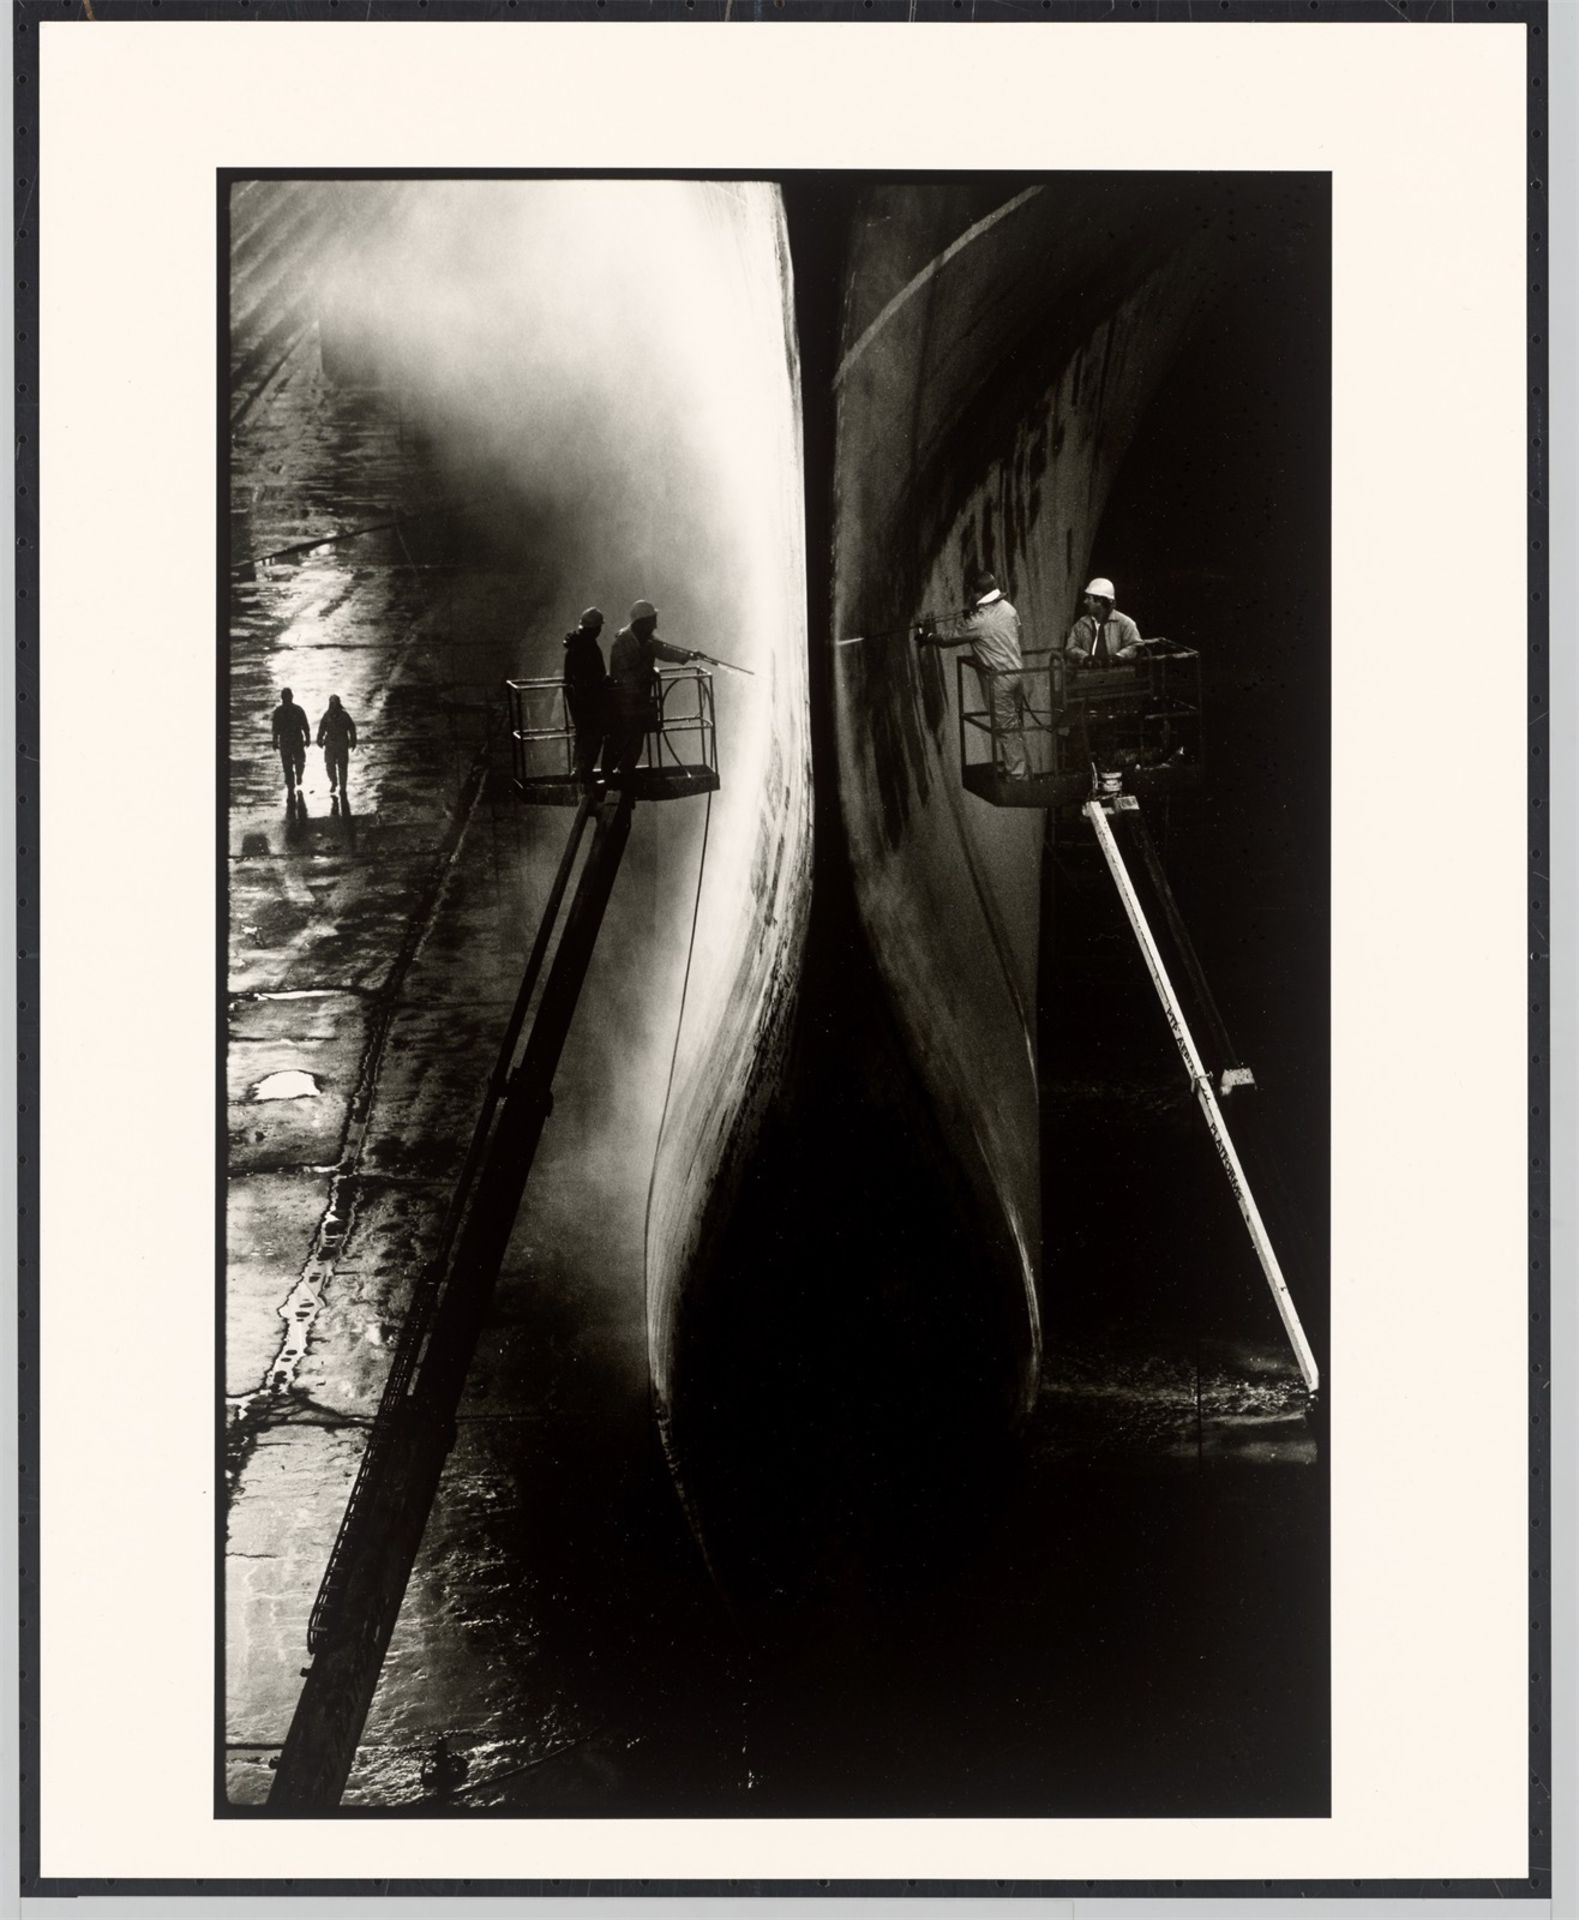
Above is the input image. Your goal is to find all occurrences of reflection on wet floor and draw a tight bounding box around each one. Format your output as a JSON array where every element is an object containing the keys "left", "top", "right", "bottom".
[
  {"left": 1042, "top": 1333, "right": 1318, "bottom": 1469},
  {"left": 252, "top": 1071, "right": 320, "bottom": 1102}
]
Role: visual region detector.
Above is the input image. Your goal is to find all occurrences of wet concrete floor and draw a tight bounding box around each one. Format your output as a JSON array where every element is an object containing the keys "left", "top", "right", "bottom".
[{"left": 225, "top": 339, "right": 1325, "bottom": 1818}]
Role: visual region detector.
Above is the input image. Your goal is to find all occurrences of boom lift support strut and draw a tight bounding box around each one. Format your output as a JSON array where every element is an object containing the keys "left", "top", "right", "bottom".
[
  {"left": 1083, "top": 793, "right": 1320, "bottom": 1394},
  {"left": 267, "top": 788, "right": 637, "bottom": 1811}
]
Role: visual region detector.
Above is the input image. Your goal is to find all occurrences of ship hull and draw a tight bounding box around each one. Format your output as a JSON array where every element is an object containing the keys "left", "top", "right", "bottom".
[
  {"left": 647, "top": 181, "right": 1240, "bottom": 1601},
  {"left": 828, "top": 180, "right": 1232, "bottom": 1425}
]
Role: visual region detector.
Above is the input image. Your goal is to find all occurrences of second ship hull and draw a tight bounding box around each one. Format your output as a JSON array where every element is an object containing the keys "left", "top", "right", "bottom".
[{"left": 648, "top": 179, "right": 1235, "bottom": 1601}]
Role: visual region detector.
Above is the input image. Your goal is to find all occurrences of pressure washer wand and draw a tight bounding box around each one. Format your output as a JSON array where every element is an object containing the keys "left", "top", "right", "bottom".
[
  {"left": 689, "top": 649, "right": 754, "bottom": 678},
  {"left": 836, "top": 606, "right": 972, "bottom": 649}
]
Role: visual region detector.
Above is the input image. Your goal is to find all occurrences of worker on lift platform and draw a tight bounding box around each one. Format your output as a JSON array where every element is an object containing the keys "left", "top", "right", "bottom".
[
  {"left": 1064, "top": 576, "right": 1144, "bottom": 667},
  {"left": 915, "top": 566, "right": 1031, "bottom": 777},
  {"left": 601, "top": 599, "right": 702, "bottom": 780},
  {"left": 562, "top": 606, "right": 608, "bottom": 786}
]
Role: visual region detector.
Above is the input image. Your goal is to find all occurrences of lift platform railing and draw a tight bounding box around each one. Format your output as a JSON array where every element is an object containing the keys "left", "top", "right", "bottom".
[
  {"left": 957, "top": 644, "right": 1203, "bottom": 807},
  {"left": 505, "top": 667, "right": 720, "bottom": 803}
]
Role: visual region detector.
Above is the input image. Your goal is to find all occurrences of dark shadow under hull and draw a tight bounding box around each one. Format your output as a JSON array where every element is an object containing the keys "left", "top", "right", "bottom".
[{"left": 656, "top": 876, "right": 1036, "bottom": 1619}]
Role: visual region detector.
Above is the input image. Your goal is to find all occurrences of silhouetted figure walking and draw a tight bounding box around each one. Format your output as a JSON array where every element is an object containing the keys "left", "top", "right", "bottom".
[
  {"left": 562, "top": 607, "right": 608, "bottom": 786},
  {"left": 601, "top": 599, "right": 698, "bottom": 781},
  {"left": 316, "top": 693, "right": 358, "bottom": 795},
  {"left": 271, "top": 688, "right": 311, "bottom": 798}
]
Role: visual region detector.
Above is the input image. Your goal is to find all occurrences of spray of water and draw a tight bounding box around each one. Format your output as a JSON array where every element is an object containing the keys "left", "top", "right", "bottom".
[{"left": 292, "top": 179, "right": 810, "bottom": 1321}]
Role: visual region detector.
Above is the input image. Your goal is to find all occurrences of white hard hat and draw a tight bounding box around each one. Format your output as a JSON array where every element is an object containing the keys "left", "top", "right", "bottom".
[{"left": 1084, "top": 577, "right": 1115, "bottom": 600}]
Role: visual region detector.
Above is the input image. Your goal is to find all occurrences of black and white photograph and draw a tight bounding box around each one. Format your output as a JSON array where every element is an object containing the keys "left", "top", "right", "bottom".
[
  {"left": 223, "top": 171, "right": 1332, "bottom": 1819},
  {"left": 19, "top": 9, "right": 1549, "bottom": 1896}
]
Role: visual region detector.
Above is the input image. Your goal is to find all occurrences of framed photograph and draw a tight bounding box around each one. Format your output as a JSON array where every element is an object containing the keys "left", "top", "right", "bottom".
[{"left": 14, "top": 3, "right": 1554, "bottom": 1900}]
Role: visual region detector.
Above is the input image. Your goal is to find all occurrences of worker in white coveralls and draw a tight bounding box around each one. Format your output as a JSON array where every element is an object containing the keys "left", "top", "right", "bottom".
[
  {"left": 1063, "top": 576, "right": 1144, "bottom": 667},
  {"left": 601, "top": 599, "right": 701, "bottom": 781},
  {"left": 915, "top": 566, "right": 1031, "bottom": 777}
]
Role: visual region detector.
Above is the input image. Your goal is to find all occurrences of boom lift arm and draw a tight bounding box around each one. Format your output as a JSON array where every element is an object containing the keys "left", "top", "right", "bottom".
[
  {"left": 1083, "top": 794, "right": 1320, "bottom": 1394},
  {"left": 268, "top": 790, "right": 637, "bottom": 1811}
]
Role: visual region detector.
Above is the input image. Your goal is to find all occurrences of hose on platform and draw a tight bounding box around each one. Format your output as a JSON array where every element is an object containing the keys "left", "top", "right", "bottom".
[{"left": 644, "top": 787, "right": 714, "bottom": 1279}]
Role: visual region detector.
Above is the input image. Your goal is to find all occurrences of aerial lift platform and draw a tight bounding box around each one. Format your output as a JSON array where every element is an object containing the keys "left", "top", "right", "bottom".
[
  {"left": 268, "top": 667, "right": 720, "bottom": 1811},
  {"left": 505, "top": 664, "right": 721, "bottom": 805},
  {"left": 957, "top": 644, "right": 1319, "bottom": 1396}
]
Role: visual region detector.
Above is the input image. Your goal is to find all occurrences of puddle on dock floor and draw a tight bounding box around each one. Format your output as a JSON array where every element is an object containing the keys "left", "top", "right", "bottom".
[{"left": 252, "top": 1070, "right": 321, "bottom": 1101}]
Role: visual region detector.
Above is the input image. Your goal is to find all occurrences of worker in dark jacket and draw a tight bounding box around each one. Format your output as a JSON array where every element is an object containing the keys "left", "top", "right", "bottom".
[
  {"left": 1064, "top": 576, "right": 1143, "bottom": 666},
  {"left": 271, "top": 688, "right": 312, "bottom": 797},
  {"left": 916, "top": 566, "right": 1031, "bottom": 776},
  {"left": 601, "top": 599, "right": 699, "bottom": 780},
  {"left": 562, "top": 607, "right": 608, "bottom": 785},
  {"left": 316, "top": 694, "right": 358, "bottom": 795}
]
